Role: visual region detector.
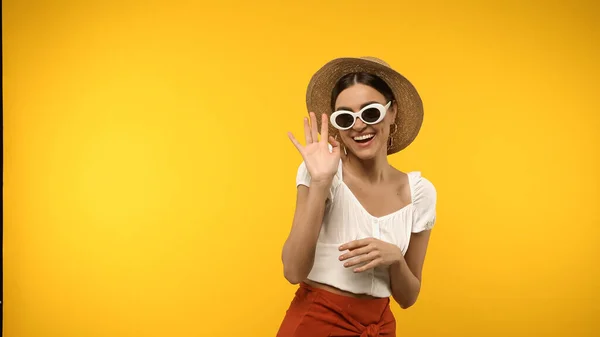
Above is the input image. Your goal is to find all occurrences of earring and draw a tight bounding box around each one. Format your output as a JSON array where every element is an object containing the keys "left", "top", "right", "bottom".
[
  {"left": 388, "top": 123, "right": 398, "bottom": 150},
  {"left": 389, "top": 123, "right": 398, "bottom": 136}
]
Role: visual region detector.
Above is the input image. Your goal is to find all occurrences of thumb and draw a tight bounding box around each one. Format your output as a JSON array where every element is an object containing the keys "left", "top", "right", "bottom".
[
  {"left": 329, "top": 136, "right": 345, "bottom": 159},
  {"left": 328, "top": 136, "right": 341, "bottom": 150}
]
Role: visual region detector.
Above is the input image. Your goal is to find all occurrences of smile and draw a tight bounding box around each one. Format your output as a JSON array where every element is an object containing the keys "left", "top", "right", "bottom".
[{"left": 353, "top": 133, "right": 375, "bottom": 144}]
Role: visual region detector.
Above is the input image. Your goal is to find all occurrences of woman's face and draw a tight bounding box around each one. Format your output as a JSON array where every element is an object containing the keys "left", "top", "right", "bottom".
[{"left": 332, "top": 83, "right": 396, "bottom": 160}]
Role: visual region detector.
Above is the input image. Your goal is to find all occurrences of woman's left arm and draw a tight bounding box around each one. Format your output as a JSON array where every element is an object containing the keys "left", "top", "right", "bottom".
[
  {"left": 388, "top": 230, "right": 431, "bottom": 309},
  {"left": 338, "top": 230, "right": 432, "bottom": 308}
]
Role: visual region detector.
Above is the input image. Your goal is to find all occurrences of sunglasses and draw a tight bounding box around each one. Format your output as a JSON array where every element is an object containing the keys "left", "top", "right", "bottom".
[{"left": 330, "top": 101, "right": 392, "bottom": 130}]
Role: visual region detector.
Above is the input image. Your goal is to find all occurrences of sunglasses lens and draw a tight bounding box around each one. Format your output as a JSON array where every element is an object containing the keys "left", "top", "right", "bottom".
[
  {"left": 361, "top": 108, "right": 381, "bottom": 123},
  {"left": 335, "top": 114, "right": 355, "bottom": 128}
]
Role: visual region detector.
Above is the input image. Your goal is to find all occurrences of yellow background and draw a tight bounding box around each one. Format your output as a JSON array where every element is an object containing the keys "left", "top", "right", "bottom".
[{"left": 3, "top": 0, "right": 599, "bottom": 336}]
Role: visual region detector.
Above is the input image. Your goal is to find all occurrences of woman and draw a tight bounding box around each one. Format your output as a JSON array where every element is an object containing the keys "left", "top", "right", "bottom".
[{"left": 277, "top": 57, "right": 437, "bottom": 337}]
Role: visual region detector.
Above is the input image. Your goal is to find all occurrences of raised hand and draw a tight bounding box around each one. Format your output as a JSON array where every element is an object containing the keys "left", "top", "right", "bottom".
[{"left": 288, "top": 112, "right": 342, "bottom": 185}]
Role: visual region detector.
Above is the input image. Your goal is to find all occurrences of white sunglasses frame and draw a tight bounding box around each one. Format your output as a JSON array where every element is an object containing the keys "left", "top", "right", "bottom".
[{"left": 329, "top": 101, "right": 392, "bottom": 131}]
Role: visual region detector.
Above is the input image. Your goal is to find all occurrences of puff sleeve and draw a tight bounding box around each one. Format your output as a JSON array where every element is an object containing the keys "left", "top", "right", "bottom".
[
  {"left": 411, "top": 174, "right": 437, "bottom": 233},
  {"left": 296, "top": 161, "right": 313, "bottom": 187}
]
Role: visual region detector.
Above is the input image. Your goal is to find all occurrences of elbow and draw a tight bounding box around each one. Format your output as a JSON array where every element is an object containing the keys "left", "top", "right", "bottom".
[
  {"left": 283, "top": 264, "right": 306, "bottom": 285},
  {"left": 394, "top": 288, "right": 421, "bottom": 309},
  {"left": 282, "top": 253, "right": 312, "bottom": 285},
  {"left": 284, "top": 274, "right": 302, "bottom": 285},
  {"left": 283, "top": 268, "right": 303, "bottom": 285},
  {"left": 396, "top": 296, "right": 418, "bottom": 309},
  {"left": 281, "top": 246, "right": 313, "bottom": 285},
  {"left": 399, "top": 299, "right": 417, "bottom": 309}
]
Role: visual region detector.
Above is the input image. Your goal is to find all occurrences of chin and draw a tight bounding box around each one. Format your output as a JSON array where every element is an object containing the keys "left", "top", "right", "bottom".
[{"left": 352, "top": 148, "right": 381, "bottom": 160}]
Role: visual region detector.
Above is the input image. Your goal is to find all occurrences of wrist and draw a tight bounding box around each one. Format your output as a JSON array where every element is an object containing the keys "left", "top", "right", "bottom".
[
  {"left": 311, "top": 178, "right": 333, "bottom": 190},
  {"left": 307, "top": 179, "right": 332, "bottom": 202},
  {"left": 392, "top": 247, "right": 405, "bottom": 266}
]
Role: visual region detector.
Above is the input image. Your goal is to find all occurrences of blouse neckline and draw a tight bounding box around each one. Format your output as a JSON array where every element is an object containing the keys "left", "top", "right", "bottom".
[{"left": 338, "top": 163, "right": 415, "bottom": 221}]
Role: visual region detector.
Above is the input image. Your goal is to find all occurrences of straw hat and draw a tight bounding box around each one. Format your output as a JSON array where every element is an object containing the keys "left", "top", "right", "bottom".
[{"left": 306, "top": 56, "right": 424, "bottom": 155}]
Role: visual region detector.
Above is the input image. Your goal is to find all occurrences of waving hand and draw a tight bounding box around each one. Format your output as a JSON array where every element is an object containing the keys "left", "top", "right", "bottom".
[{"left": 288, "top": 112, "right": 342, "bottom": 184}]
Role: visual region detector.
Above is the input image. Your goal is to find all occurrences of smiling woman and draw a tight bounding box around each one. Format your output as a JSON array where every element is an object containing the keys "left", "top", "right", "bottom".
[{"left": 278, "top": 57, "right": 437, "bottom": 337}]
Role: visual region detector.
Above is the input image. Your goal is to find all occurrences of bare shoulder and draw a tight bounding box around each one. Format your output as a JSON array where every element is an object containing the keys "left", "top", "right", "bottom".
[{"left": 388, "top": 165, "right": 409, "bottom": 181}]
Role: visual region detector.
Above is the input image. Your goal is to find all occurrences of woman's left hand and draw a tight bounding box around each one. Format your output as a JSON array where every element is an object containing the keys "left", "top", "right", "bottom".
[{"left": 338, "top": 238, "right": 403, "bottom": 273}]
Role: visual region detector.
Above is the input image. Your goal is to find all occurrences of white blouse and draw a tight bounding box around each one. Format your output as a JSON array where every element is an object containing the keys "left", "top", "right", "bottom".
[{"left": 296, "top": 159, "right": 437, "bottom": 298}]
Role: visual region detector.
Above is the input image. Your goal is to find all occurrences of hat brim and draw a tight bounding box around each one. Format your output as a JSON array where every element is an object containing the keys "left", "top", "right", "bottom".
[{"left": 306, "top": 57, "right": 424, "bottom": 155}]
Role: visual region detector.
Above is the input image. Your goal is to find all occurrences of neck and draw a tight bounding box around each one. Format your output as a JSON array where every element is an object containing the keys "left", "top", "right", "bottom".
[{"left": 345, "top": 150, "right": 390, "bottom": 184}]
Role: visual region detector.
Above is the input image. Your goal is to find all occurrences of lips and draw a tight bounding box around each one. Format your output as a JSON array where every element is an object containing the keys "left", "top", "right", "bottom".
[{"left": 352, "top": 133, "right": 376, "bottom": 147}]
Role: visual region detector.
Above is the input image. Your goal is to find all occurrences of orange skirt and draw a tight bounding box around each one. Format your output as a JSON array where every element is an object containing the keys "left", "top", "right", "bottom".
[{"left": 276, "top": 282, "right": 396, "bottom": 337}]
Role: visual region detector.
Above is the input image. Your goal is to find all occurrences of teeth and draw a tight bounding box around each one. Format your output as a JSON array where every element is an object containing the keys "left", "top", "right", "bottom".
[{"left": 354, "top": 134, "right": 374, "bottom": 141}]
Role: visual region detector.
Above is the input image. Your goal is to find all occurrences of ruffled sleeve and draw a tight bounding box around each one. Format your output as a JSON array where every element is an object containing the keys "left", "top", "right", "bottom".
[
  {"left": 295, "top": 160, "right": 342, "bottom": 201},
  {"left": 410, "top": 172, "right": 437, "bottom": 233},
  {"left": 296, "top": 161, "right": 312, "bottom": 187}
]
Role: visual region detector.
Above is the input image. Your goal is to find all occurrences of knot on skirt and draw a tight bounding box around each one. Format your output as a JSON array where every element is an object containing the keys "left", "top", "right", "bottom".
[{"left": 361, "top": 323, "right": 380, "bottom": 337}]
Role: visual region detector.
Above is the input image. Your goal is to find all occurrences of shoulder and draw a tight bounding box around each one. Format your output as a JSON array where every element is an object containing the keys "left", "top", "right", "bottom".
[
  {"left": 388, "top": 168, "right": 436, "bottom": 205},
  {"left": 407, "top": 171, "right": 437, "bottom": 232},
  {"left": 408, "top": 171, "right": 437, "bottom": 205}
]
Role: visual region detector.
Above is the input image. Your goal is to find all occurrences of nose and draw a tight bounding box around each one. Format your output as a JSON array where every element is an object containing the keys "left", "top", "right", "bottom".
[{"left": 353, "top": 118, "right": 367, "bottom": 131}]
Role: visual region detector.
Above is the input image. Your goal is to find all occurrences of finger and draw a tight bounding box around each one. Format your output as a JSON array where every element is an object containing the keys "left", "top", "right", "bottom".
[
  {"left": 310, "top": 112, "right": 319, "bottom": 142},
  {"left": 339, "top": 244, "right": 373, "bottom": 261},
  {"left": 329, "top": 136, "right": 342, "bottom": 157},
  {"left": 303, "top": 117, "right": 312, "bottom": 144},
  {"left": 354, "top": 258, "right": 382, "bottom": 273},
  {"left": 339, "top": 238, "right": 372, "bottom": 251},
  {"left": 328, "top": 136, "right": 339, "bottom": 148},
  {"left": 329, "top": 135, "right": 347, "bottom": 160},
  {"left": 343, "top": 251, "right": 378, "bottom": 268},
  {"left": 288, "top": 132, "right": 304, "bottom": 153},
  {"left": 320, "top": 113, "right": 329, "bottom": 143}
]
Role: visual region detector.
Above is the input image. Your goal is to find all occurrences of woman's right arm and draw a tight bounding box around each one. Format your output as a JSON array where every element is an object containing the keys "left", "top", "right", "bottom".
[
  {"left": 283, "top": 112, "right": 342, "bottom": 284},
  {"left": 281, "top": 180, "right": 331, "bottom": 284}
]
